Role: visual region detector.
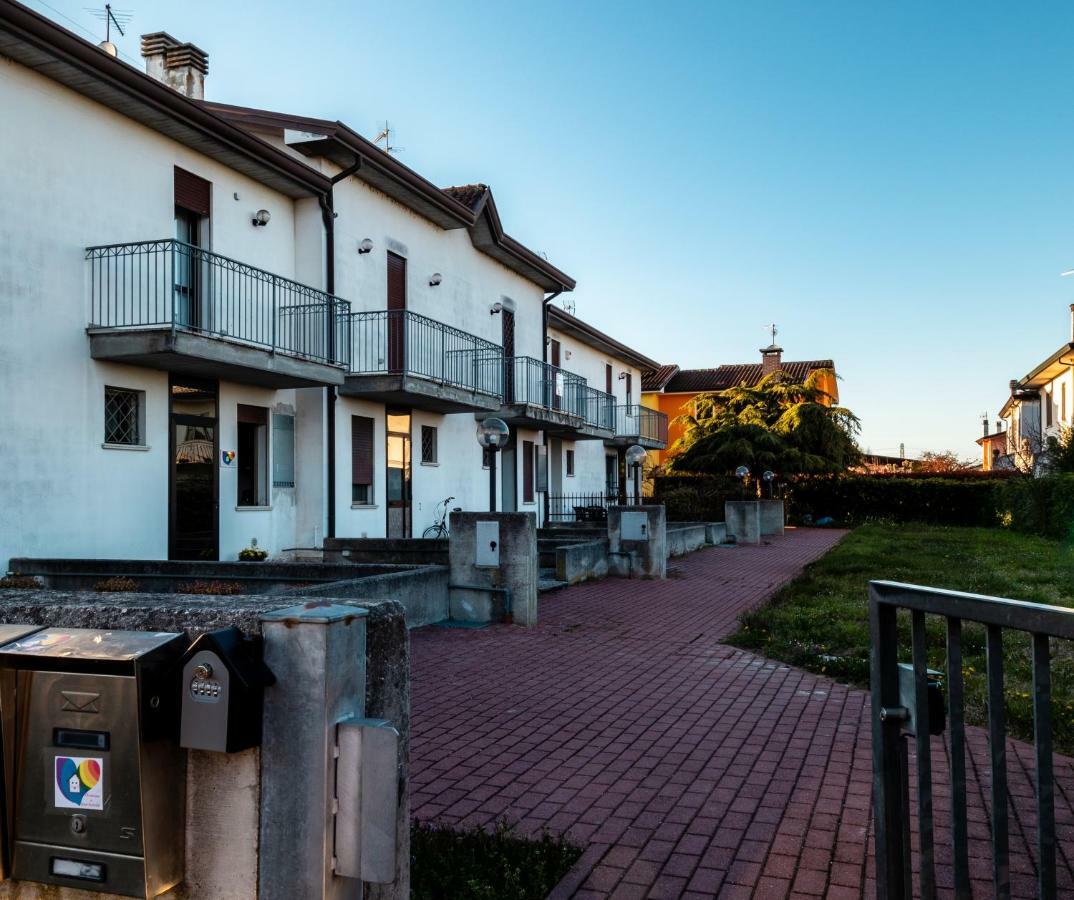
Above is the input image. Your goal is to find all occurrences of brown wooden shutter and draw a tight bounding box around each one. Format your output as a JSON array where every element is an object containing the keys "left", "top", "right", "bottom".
[
  {"left": 605, "top": 364, "right": 613, "bottom": 394},
  {"left": 550, "top": 339, "right": 561, "bottom": 368},
  {"left": 523, "top": 440, "right": 534, "bottom": 503},
  {"left": 625, "top": 373, "right": 633, "bottom": 404},
  {"left": 237, "top": 404, "right": 268, "bottom": 425},
  {"left": 351, "top": 416, "right": 374, "bottom": 485},
  {"left": 174, "top": 167, "right": 211, "bottom": 217},
  {"left": 387, "top": 252, "right": 407, "bottom": 311}
]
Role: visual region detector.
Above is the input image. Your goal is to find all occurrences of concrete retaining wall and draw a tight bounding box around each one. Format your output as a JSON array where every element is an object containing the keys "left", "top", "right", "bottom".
[
  {"left": 0, "top": 590, "right": 410, "bottom": 900},
  {"left": 322, "top": 538, "right": 449, "bottom": 566},
  {"left": 667, "top": 524, "right": 709, "bottom": 558},
  {"left": 759, "top": 500, "right": 785, "bottom": 536},
  {"left": 555, "top": 539, "right": 610, "bottom": 585},
  {"left": 287, "top": 565, "right": 450, "bottom": 628},
  {"left": 725, "top": 501, "right": 761, "bottom": 544},
  {"left": 448, "top": 512, "right": 539, "bottom": 626}
]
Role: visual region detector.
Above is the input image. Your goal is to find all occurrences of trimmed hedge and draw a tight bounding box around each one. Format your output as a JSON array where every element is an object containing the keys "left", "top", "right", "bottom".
[
  {"left": 789, "top": 476, "right": 1000, "bottom": 527},
  {"left": 653, "top": 474, "right": 743, "bottom": 522},
  {"left": 995, "top": 474, "right": 1074, "bottom": 540}
]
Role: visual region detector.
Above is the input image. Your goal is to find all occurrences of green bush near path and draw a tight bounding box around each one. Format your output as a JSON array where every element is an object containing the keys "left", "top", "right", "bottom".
[
  {"left": 410, "top": 819, "right": 581, "bottom": 900},
  {"left": 728, "top": 523, "right": 1074, "bottom": 754}
]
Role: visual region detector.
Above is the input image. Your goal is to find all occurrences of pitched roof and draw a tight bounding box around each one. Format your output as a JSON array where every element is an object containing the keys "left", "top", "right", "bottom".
[
  {"left": 547, "top": 306, "right": 660, "bottom": 371},
  {"left": 641, "top": 365, "right": 680, "bottom": 392},
  {"left": 646, "top": 360, "right": 835, "bottom": 394},
  {"left": 442, "top": 184, "right": 488, "bottom": 212}
]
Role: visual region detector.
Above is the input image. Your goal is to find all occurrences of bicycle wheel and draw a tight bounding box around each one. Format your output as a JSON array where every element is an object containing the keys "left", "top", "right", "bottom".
[{"left": 422, "top": 523, "right": 446, "bottom": 539}]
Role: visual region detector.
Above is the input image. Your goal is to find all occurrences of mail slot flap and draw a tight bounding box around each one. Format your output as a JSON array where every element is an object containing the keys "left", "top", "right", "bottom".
[
  {"left": 475, "top": 521, "right": 500, "bottom": 567},
  {"left": 0, "top": 629, "right": 188, "bottom": 676}
]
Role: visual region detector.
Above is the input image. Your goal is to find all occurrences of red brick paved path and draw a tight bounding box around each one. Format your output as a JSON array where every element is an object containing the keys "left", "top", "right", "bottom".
[{"left": 410, "top": 530, "right": 1074, "bottom": 898}]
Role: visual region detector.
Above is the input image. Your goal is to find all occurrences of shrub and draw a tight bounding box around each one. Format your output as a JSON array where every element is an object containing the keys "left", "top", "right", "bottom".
[
  {"left": 995, "top": 474, "right": 1074, "bottom": 540},
  {"left": 93, "top": 576, "right": 139, "bottom": 593},
  {"left": 653, "top": 474, "right": 743, "bottom": 521},
  {"left": 788, "top": 476, "right": 999, "bottom": 527},
  {"left": 176, "top": 580, "right": 244, "bottom": 596},
  {"left": 0, "top": 574, "right": 41, "bottom": 590},
  {"left": 239, "top": 547, "right": 268, "bottom": 562}
]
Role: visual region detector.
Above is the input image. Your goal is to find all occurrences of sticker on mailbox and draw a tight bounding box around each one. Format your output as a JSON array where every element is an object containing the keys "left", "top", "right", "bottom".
[{"left": 54, "top": 756, "right": 104, "bottom": 810}]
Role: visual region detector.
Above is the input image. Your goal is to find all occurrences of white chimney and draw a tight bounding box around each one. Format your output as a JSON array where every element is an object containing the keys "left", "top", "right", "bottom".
[
  {"left": 140, "top": 32, "right": 208, "bottom": 100},
  {"left": 1069, "top": 303, "right": 1074, "bottom": 342}
]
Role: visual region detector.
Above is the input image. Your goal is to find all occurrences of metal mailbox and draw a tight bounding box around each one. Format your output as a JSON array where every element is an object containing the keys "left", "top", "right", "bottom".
[
  {"left": 0, "top": 628, "right": 188, "bottom": 898},
  {"left": 180, "top": 627, "right": 275, "bottom": 754},
  {"left": 475, "top": 521, "right": 500, "bottom": 567}
]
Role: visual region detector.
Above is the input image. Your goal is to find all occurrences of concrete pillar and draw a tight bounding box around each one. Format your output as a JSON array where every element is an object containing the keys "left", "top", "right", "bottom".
[
  {"left": 724, "top": 501, "right": 761, "bottom": 544},
  {"left": 259, "top": 602, "right": 367, "bottom": 900},
  {"left": 759, "top": 499, "right": 785, "bottom": 536},
  {"left": 448, "top": 511, "right": 538, "bottom": 625},
  {"left": 607, "top": 505, "right": 667, "bottom": 578}
]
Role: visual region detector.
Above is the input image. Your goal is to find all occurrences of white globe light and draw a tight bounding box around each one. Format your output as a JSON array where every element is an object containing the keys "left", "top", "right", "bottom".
[{"left": 476, "top": 417, "right": 510, "bottom": 449}]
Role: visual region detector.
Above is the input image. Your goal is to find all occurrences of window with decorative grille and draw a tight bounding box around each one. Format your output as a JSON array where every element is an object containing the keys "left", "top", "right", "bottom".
[
  {"left": 421, "top": 425, "right": 437, "bottom": 464},
  {"left": 104, "top": 387, "right": 144, "bottom": 446}
]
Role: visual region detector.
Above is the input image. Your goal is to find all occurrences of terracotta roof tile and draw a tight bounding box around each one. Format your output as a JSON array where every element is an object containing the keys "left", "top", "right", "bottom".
[
  {"left": 656, "top": 360, "right": 835, "bottom": 393},
  {"left": 641, "top": 365, "right": 680, "bottom": 392},
  {"left": 442, "top": 183, "right": 488, "bottom": 212}
]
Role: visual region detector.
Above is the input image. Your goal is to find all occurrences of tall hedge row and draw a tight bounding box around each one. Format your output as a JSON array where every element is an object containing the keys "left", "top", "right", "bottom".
[{"left": 995, "top": 474, "right": 1074, "bottom": 540}]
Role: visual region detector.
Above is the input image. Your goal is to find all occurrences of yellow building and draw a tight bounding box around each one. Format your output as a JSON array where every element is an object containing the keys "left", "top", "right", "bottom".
[{"left": 641, "top": 344, "right": 838, "bottom": 468}]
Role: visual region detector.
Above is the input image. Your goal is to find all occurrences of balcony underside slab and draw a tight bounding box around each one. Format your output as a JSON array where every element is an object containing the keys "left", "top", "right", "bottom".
[
  {"left": 88, "top": 328, "right": 346, "bottom": 388},
  {"left": 340, "top": 373, "right": 502, "bottom": 414},
  {"left": 604, "top": 435, "right": 667, "bottom": 450},
  {"left": 493, "top": 404, "right": 613, "bottom": 440}
]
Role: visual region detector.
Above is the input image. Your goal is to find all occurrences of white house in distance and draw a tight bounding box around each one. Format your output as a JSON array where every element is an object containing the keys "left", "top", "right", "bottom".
[
  {"left": 0, "top": 1, "right": 667, "bottom": 564},
  {"left": 995, "top": 305, "right": 1074, "bottom": 471}
]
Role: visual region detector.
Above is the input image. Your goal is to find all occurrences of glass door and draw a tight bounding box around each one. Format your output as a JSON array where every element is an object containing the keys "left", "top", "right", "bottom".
[
  {"left": 386, "top": 410, "right": 412, "bottom": 538},
  {"left": 170, "top": 378, "right": 218, "bottom": 560},
  {"left": 174, "top": 208, "right": 202, "bottom": 329}
]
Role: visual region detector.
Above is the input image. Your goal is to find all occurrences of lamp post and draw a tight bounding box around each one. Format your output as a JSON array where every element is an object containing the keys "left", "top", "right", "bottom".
[
  {"left": 476, "top": 417, "right": 510, "bottom": 512},
  {"left": 735, "top": 465, "right": 750, "bottom": 500},
  {"left": 626, "top": 444, "right": 647, "bottom": 505},
  {"left": 762, "top": 469, "right": 776, "bottom": 499}
]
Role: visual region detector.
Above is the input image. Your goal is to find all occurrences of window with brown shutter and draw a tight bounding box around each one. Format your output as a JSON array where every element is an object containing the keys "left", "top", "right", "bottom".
[
  {"left": 174, "top": 167, "right": 211, "bottom": 217},
  {"left": 523, "top": 440, "right": 534, "bottom": 503},
  {"left": 351, "top": 415, "right": 375, "bottom": 504},
  {"left": 605, "top": 364, "right": 613, "bottom": 395},
  {"left": 625, "top": 373, "right": 633, "bottom": 405}
]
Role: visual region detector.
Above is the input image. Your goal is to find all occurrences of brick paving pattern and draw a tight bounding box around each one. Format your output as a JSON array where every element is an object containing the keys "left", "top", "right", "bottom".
[{"left": 410, "top": 529, "right": 1074, "bottom": 898}]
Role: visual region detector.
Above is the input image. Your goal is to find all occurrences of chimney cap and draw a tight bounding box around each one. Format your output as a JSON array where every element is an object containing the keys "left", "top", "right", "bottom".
[{"left": 141, "top": 31, "right": 209, "bottom": 75}]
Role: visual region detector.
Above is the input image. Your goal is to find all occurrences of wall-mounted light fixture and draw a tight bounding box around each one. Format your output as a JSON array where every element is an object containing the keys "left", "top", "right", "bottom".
[
  {"left": 252, "top": 209, "right": 271, "bottom": 227},
  {"left": 429, "top": 273, "right": 443, "bottom": 287},
  {"left": 618, "top": 371, "right": 628, "bottom": 381},
  {"left": 490, "top": 301, "right": 503, "bottom": 316},
  {"left": 358, "top": 238, "right": 374, "bottom": 254},
  {"left": 565, "top": 350, "right": 572, "bottom": 360}
]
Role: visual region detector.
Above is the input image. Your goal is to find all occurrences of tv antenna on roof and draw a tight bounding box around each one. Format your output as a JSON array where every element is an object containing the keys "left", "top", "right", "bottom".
[
  {"left": 764, "top": 322, "right": 778, "bottom": 345},
  {"left": 373, "top": 121, "right": 404, "bottom": 156},
  {"left": 561, "top": 297, "right": 576, "bottom": 316},
  {"left": 86, "top": 4, "right": 132, "bottom": 43}
]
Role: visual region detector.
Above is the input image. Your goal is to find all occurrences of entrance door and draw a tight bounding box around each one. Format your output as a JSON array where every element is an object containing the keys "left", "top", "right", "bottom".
[
  {"left": 502, "top": 308, "right": 515, "bottom": 402},
  {"left": 605, "top": 454, "right": 619, "bottom": 499},
  {"left": 386, "top": 409, "right": 412, "bottom": 538},
  {"left": 387, "top": 252, "right": 406, "bottom": 372},
  {"left": 170, "top": 378, "right": 218, "bottom": 560},
  {"left": 501, "top": 434, "right": 518, "bottom": 512},
  {"left": 549, "top": 338, "right": 562, "bottom": 410}
]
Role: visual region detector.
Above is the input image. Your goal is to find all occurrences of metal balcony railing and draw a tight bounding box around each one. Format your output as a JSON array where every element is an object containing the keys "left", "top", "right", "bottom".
[
  {"left": 504, "top": 356, "right": 586, "bottom": 418},
  {"left": 583, "top": 386, "right": 615, "bottom": 431},
  {"left": 870, "top": 580, "right": 1068, "bottom": 899},
  {"left": 346, "top": 309, "right": 503, "bottom": 397},
  {"left": 614, "top": 404, "right": 669, "bottom": 444},
  {"left": 86, "top": 239, "right": 351, "bottom": 366}
]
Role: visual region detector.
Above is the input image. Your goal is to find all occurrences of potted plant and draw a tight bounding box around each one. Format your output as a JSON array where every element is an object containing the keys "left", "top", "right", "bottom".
[{"left": 239, "top": 538, "right": 268, "bottom": 562}]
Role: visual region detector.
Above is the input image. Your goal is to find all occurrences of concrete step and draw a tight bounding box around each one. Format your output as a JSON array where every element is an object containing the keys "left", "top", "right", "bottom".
[{"left": 538, "top": 569, "right": 569, "bottom": 593}]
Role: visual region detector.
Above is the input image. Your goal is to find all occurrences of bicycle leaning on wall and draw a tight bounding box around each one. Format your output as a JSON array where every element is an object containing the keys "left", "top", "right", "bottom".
[{"left": 422, "top": 496, "right": 459, "bottom": 539}]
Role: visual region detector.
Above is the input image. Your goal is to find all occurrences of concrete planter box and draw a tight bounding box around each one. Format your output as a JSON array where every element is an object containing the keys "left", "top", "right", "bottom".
[{"left": 724, "top": 501, "right": 761, "bottom": 545}]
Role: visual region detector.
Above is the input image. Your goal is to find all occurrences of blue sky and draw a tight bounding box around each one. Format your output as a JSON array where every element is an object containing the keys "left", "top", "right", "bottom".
[{"left": 29, "top": 0, "right": 1074, "bottom": 458}]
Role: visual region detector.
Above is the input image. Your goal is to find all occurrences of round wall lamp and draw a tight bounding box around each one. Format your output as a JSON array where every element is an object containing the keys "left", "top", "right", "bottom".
[
  {"left": 252, "top": 209, "right": 271, "bottom": 227},
  {"left": 490, "top": 301, "right": 503, "bottom": 316},
  {"left": 358, "top": 238, "right": 374, "bottom": 254},
  {"left": 429, "top": 273, "right": 443, "bottom": 287}
]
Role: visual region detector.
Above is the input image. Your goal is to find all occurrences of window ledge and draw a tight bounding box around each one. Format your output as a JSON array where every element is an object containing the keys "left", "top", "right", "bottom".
[
  {"left": 351, "top": 503, "right": 379, "bottom": 510},
  {"left": 420, "top": 461, "right": 439, "bottom": 467},
  {"left": 102, "top": 442, "right": 149, "bottom": 452},
  {"left": 235, "top": 505, "right": 272, "bottom": 512}
]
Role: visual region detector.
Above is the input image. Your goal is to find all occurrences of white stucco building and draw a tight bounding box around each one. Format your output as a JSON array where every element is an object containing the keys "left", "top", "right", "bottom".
[{"left": 0, "top": 2, "right": 666, "bottom": 564}]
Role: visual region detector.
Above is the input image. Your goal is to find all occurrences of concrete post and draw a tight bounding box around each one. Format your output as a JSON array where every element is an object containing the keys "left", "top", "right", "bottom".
[
  {"left": 607, "top": 505, "right": 667, "bottom": 578},
  {"left": 448, "top": 512, "right": 538, "bottom": 626},
  {"left": 259, "top": 602, "right": 367, "bottom": 900},
  {"left": 724, "top": 501, "right": 761, "bottom": 544},
  {"left": 758, "top": 499, "right": 785, "bottom": 536}
]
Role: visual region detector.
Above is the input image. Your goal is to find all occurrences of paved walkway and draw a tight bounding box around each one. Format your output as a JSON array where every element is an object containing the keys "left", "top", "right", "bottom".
[{"left": 409, "top": 529, "right": 1074, "bottom": 898}]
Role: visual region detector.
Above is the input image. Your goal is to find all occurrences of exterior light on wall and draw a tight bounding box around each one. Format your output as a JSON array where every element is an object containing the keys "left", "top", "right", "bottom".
[
  {"left": 429, "top": 273, "right": 443, "bottom": 287},
  {"left": 564, "top": 350, "right": 572, "bottom": 360},
  {"left": 358, "top": 238, "right": 374, "bottom": 254},
  {"left": 251, "top": 209, "right": 271, "bottom": 227},
  {"left": 618, "top": 371, "right": 628, "bottom": 381},
  {"left": 477, "top": 417, "right": 511, "bottom": 512},
  {"left": 490, "top": 302, "right": 503, "bottom": 316},
  {"left": 626, "top": 444, "right": 647, "bottom": 505}
]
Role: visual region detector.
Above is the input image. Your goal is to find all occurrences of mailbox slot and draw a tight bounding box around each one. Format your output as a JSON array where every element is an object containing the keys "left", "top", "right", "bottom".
[
  {"left": 621, "top": 511, "right": 649, "bottom": 542},
  {"left": 475, "top": 521, "right": 500, "bottom": 567}
]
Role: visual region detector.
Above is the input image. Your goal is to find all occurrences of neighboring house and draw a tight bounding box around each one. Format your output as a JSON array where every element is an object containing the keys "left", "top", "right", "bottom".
[
  {"left": 976, "top": 418, "right": 1013, "bottom": 471},
  {"left": 641, "top": 343, "right": 838, "bottom": 468},
  {"left": 546, "top": 307, "right": 668, "bottom": 513},
  {"left": 0, "top": 2, "right": 666, "bottom": 561},
  {"left": 996, "top": 306, "right": 1074, "bottom": 473}
]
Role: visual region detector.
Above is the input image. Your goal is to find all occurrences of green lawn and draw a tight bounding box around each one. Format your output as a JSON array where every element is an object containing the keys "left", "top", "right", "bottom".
[{"left": 728, "top": 523, "right": 1074, "bottom": 753}]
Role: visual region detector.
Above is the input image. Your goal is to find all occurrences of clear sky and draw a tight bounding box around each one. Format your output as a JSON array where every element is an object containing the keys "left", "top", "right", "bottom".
[{"left": 27, "top": 0, "right": 1074, "bottom": 459}]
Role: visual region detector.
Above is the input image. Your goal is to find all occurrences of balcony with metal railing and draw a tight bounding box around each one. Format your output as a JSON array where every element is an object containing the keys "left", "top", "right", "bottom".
[
  {"left": 340, "top": 309, "right": 504, "bottom": 413},
  {"left": 86, "top": 239, "right": 350, "bottom": 388},
  {"left": 498, "top": 357, "right": 613, "bottom": 439},
  {"left": 606, "top": 404, "right": 669, "bottom": 449}
]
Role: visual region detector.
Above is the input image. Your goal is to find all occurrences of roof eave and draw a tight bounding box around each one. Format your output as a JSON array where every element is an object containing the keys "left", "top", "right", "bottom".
[{"left": 547, "top": 307, "right": 657, "bottom": 370}]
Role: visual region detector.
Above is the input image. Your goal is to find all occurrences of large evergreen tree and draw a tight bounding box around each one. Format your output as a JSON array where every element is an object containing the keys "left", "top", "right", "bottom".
[{"left": 668, "top": 369, "right": 860, "bottom": 475}]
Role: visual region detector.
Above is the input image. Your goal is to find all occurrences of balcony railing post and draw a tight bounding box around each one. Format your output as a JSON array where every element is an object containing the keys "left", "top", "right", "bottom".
[{"left": 271, "top": 279, "right": 278, "bottom": 354}]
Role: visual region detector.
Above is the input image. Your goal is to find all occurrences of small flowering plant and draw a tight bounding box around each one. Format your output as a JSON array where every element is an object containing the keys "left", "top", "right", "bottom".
[{"left": 239, "top": 541, "right": 268, "bottom": 562}]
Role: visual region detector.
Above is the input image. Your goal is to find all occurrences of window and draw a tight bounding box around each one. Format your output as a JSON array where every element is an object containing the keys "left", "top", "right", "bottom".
[
  {"left": 272, "top": 414, "right": 295, "bottom": 488},
  {"left": 237, "top": 405, "right": 268, "bottom": 507},
  {"left": 421, "top": 425, "right": 438, "bottom": 464},
  {"left": 1063, "top": 383, "right": 1068, "bottom": 422},
  {"left": 351, "top": 415, "right": 375, "bottom": 504},
  {"left": 523, "top": 439, "right": 535, "bottom": 503},
  {"left": 605, "top": 364, "right": 613, "bottom": 395},
  {"left": 566, "top": 449, "right": 575, "bottom": 477},
  {"left": 1047, "top": 391, "right": 1054, "bottom": 428},
  {"left": 104, "top": 387, "right": 145, "bottom": 446},
  {"left": 625, "top": 372, "right": 633, "bottom": 405}
]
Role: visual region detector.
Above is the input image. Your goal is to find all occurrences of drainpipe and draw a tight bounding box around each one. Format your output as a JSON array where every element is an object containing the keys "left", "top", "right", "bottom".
[
  {"left": 320, "top": 159, "right": 362, "bottom": 541},
  {"left": 539, "top": 289, "right": 563, "bottom": 523}
]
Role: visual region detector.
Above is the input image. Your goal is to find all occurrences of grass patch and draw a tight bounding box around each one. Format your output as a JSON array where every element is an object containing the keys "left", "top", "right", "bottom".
[
  {"left": 411, "top": 819, "right": 582, "bottom": 900},
  {"left": 728, "top": 523, "right": 1074, "bottom": 753}
]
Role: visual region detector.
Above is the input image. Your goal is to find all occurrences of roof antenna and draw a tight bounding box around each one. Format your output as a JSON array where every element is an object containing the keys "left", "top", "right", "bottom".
[
  {"left": 764, "top": 322, "right": 779, "bottom": 346},
  {"left": 86, "top": 4, "right": 131, "bottom": 54},
  {"left": 561, "top": 297, "right": 576, "bottom": 316},
  {"left": 373, "top": 121, "right": 404, "bottom": 156}
]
